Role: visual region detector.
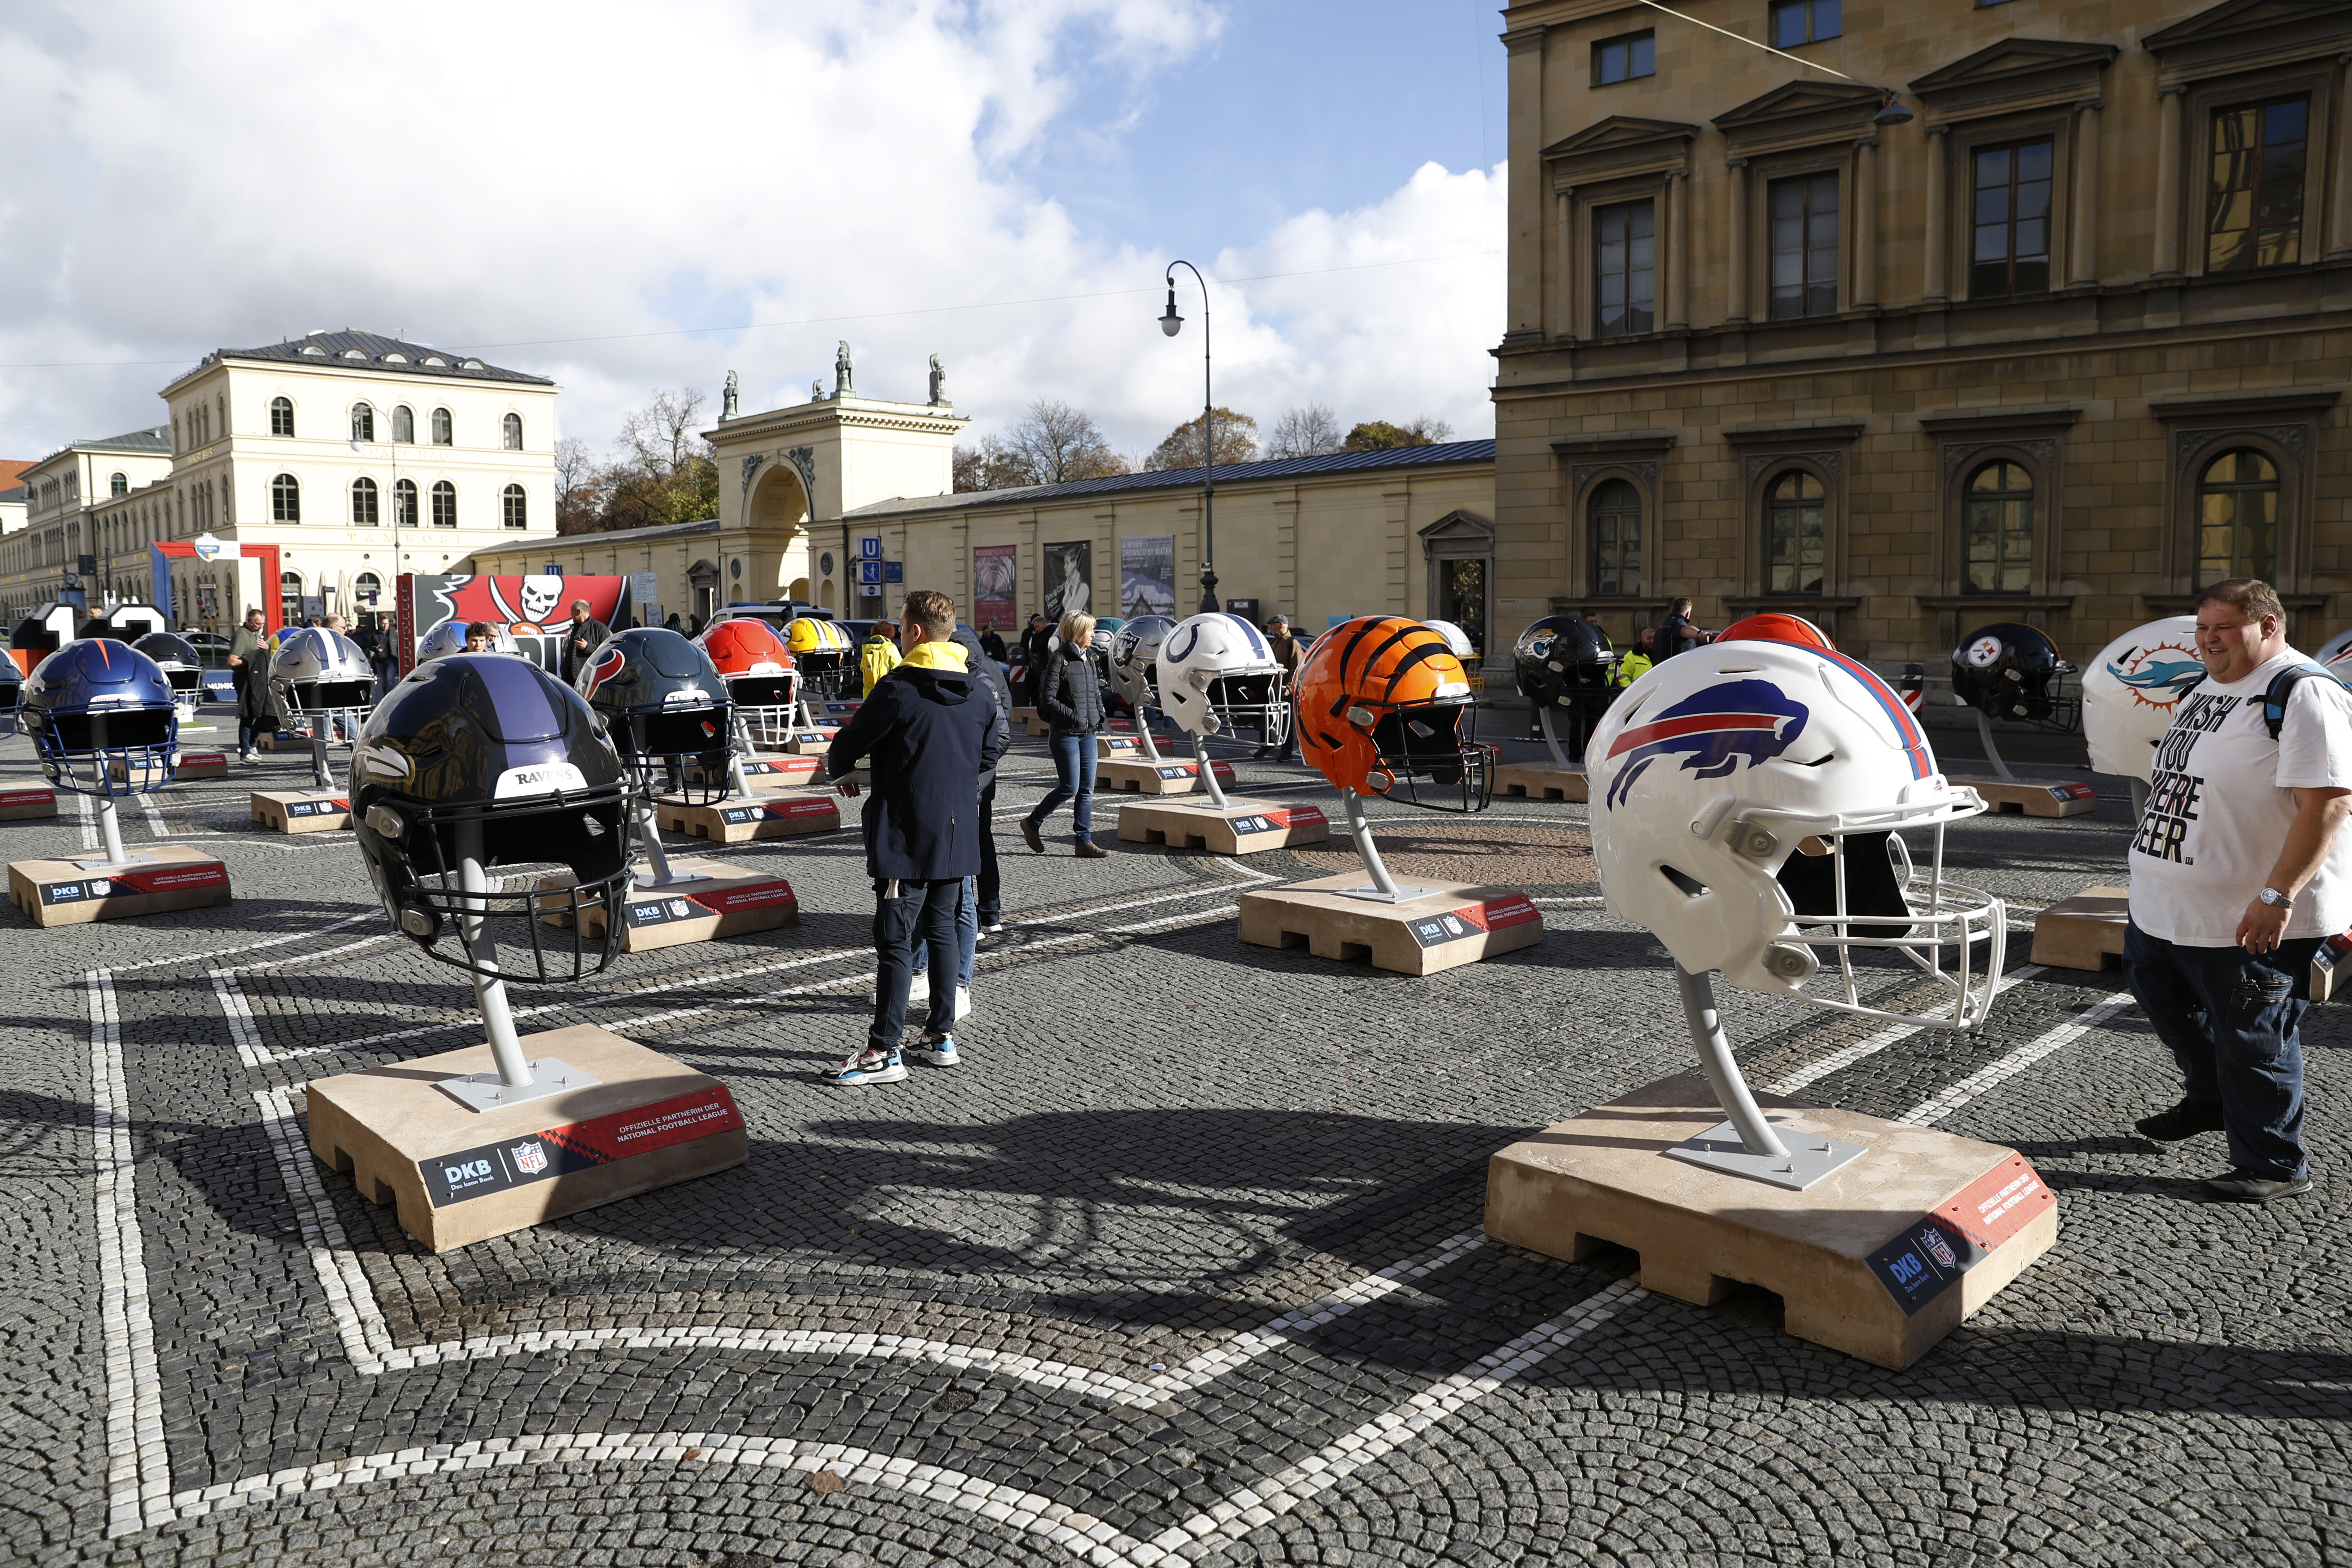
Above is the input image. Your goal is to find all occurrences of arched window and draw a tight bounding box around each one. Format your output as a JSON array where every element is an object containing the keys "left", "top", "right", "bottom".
[
  {"left": 109, "top": 472, "right": 127, "bottom": 497},
  {"left": 353, "top": 572, "right": 382, "bottom": 609},
  {"left": 393, "top": 477, "right": 418, "bottom": 527},
  {"left": 351, "top": 403, "right": 375, "bottom": 443},
  {"left": 352, "top": 476, "right": 380, "bottom": 526},
  {"left": 501, "top": 484, "right": 528, "bottom": 529},
  {"left": 270, "top": 473, "right": 301, "bottom": 523},
  {"left": 502, "top": 412, "right": 524, "bottom": 451},
  {"left": 392, "top": 406, "right": 415, "bottom": 444},
  {"left": 431, "top": 407, "right": 453, "bottom": 445},
  {"left": 1764, "top": 469, "right": 1825, "bottom": 596},
  {"left": 1963, "top": 461, "right": 2035, "bottom": 594},
  {"left": 281, "top": 571, "right": 303, "bottom": 625},
  {"left": 1587, "top": 478, "right": 1643, "bottom": 596},
  {"left": 2196, "top": 449, "right": 2280, "bottom": 585},
  {"left": 270, "top": 396, "right": 295, "bottom": 437},
  {"left": 431, "top": 480, "right": 457, "bottom": 528}
]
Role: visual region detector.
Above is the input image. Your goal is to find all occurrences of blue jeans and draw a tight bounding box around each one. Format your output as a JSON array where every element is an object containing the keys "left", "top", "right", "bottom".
[
  {"left": 2122, "top": 920, "right": 2318, "bottom": 1180},
  {"left": 1028, "top": 732, "right": 1097, "bottom": 842},
  {"left": 870, "top": 877, "right": 963, "bottom": 1053},
  {"left": 911, "top": 876, "right": 977, "bottom": 987}
]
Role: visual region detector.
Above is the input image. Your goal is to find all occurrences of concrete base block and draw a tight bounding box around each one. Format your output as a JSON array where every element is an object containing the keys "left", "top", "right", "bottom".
[
  {"left": 107, "top": 752, "right": 229, "bottom": 784},
  {"left": 1020, "top": 712, "right": 1051, "bottom": 737},
  {"left": 538, "top": 858, "right": 798, "bottom": 950},
  {"left": 1485, "top": 1074, "right": 2058, "bottom": 1369},
  {"left": 683, "top": 756, "right": 824, "bottom": 790},
  {"left": 765, "top": 728, "right": 838, "bottom": 755},
  {"left": 8, "top": 843, "right": 233, "bottom": 925},
  {"left": 658, "top": 792, "right": 841, "bottom": 843},
  {"left": 257, "top": 731, "right": 317, "bottom": 753},
  {"left": 303, "top": 1025, "right": 749, "bottom": 1253},
  {"left": 1949, "top": 776, "right": 2099, "bottom": 818},
  {"left": 1238, "top": 874, "right": 1542, "bottom": 974},
  {"left": 1118, "top": 796, "right": 1329, "bottom": 855},
  {"left": 250, "top": 789, "right": 351, "bottom": 833},
  {"left": 1101, "top": 757, "right": 1236, "bottom": 794},
  {"left": 2029, "top": 883, "right": 2128, "bottom": 971},
  {"left": 1494, "top": 763, "right": 1589, "bottom": 802},
  {"left": 0, "top": 786, "right": 58, "bottom": 821}
]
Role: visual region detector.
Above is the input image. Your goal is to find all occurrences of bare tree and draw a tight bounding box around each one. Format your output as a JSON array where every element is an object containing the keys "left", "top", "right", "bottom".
[
  {"left": 994, "top": 399, "right": 1130, "bottom": 485},
  {"left": 1267, "top": 403, "right": 1344, "bottom": 459},
  {"left": 618, "top": 387, "right": 711, "bottom": 480},
  {"left": 1144, "top": 408, "right": 1259, "bottom": 472},
  {"left": 554, "top": 437, "right": 604, "bottom": 535}
]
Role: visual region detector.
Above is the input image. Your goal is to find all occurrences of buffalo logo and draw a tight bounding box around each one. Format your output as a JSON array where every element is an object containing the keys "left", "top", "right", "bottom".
[
  {"left": 1604, "top": 680, "right": 1810, "bottom": 809},
  {"left": 581, "top": 646, "right": 628, "bottom": 701},
  {"left": 2104, "top": 641, "right": 2204, "bottom": 711}
]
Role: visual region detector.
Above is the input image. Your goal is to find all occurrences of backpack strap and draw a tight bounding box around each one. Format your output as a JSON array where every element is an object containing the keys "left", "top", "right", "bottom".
[{"left": 2259, "top": 662, "right": 2349, "bottom": 741}]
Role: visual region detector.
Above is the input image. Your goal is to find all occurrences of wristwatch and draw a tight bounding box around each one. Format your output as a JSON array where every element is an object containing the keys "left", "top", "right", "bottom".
[{"left": 2260, "top": 886, "right": 2295, "bottom": 909}]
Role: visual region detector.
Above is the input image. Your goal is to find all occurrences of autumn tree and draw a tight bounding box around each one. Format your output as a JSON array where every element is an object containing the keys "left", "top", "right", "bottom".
[
  {"left": 954, "top": 400, "right": 1129, "bottom": 490},
  {"left": 554, "top": 437, "right": 606, "bottom": 535},
  {"left": 1143, "top": 407, "right": 1259, "bottom": 472},
  {"left": 597, "top": 388, "right": 720, "bottom": 531},
  {"left": 1342, "top": 415, "right": 1455, "bottom": 452},
  {"left": 1266, "top": 403, "right": 1344, "bottom": 459}
]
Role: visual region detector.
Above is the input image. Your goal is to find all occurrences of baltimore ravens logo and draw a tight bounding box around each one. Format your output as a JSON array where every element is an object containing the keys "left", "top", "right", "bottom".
[
  {"left": 1604, "top": 680, "right": 1810, "bottom": 809},
  {"left": 582, "top": 646, "right": 628, "bottom": 701}
]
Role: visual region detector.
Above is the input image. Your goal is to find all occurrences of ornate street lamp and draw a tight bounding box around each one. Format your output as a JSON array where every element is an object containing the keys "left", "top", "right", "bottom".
[{"left": 1159, "top": 260, "right": 1219, "bottom": 614}]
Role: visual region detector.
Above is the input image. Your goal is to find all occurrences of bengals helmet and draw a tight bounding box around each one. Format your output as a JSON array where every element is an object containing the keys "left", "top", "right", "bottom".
[
  {"left": 696, "top": 617, "right": 800, "bottom": 745},
  {"left": 1296, "top": 616, "right": 1494, "bottom": 811},
  {"left": 1718, "top": 613, "right": 1834, "bottom": 649}
]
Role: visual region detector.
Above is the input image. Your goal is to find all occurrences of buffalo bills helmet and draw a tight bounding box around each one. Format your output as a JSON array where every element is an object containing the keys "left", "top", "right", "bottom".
[
  {"left": 1950, "top": 622, "right": 2076, "bottom": 729},
  {"left": 1296, "top": 616, "right": 1494, "bottom": 810},
  {"left": 131, "top": 633, "right": 206, "bottom": 707},
  {"left": 1513, "top": 615, "right": 1615, "bottom": 715},
  {"left": 575, "top": 628, "right": 734, "bottom": 805},
  {"left": 1107, "top": 615, "right": 1176, "bottom": 713},
  {"left": 1588, "top": 639, "right": 2004, "bottom": 1029},
  {"left": 22, "top": 639, "right": 181, "bottom": 796},
  {"left": 1718, "top": 612, "right": 1834, "bottom": 649},
  {"left": 418, "top": 619, "right": 519, "bottom": 663},
  {"left": 349, "top": 654, "right": 632, "bottom": 981},
  {"left": 269, "top": 628, "right": 378, "bottom": 730},
  {"left": 1155, "top": 612, "right": 1289, "bottom": 742},
  {"left": 2079, "top": 616, "right": 2203, "bottom": 784}
]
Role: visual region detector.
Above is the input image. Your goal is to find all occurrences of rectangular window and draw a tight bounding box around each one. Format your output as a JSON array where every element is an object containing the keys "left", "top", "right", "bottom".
[
  {"left": 1592, "top": 30, "right": 1654, "bottom": 86},
  {"left": 1769, "top": 0, "right": 1839, "bottom": 48},
  {"left": 1592, "top": 200, "right": 1656, "bottom": 338},
  {"left": 2208, "top": 97, "right": 2309, "bottom": 273},
  {"left": 1768, "top": 173, "right": 1840, "bottom": 319},
  {"left": 1970, "top": 140, "right": 2054, "bottom": 298}
]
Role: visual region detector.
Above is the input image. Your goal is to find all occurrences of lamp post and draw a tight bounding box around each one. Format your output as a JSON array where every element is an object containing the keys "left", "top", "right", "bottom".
[{"left": 1159, "top": 260, "right": 1219, "bottom": 614}]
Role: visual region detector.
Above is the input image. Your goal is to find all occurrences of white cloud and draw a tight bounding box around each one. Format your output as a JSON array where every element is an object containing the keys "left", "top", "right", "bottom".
[{"left": 0, "top": 0, "right": 1499, "bottom": 472}]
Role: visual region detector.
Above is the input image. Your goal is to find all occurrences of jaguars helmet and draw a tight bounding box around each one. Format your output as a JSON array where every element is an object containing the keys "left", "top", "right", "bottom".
[{"left": 1513, "top": 616, "right": 1616, "bottom": 714}]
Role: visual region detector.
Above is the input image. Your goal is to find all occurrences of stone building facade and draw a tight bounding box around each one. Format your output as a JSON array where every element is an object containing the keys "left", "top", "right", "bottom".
[{"left": 1494, "top": 0, "right": 2352, "bottom": 670}]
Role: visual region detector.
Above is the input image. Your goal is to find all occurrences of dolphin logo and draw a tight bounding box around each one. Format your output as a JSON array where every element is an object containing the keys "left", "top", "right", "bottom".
[
  {"left": 1604, "top": 680, "right": 1810, "bottom": 809},
  {"left": 2106, "top": 652, "right": 2204, "bottom": 705}
]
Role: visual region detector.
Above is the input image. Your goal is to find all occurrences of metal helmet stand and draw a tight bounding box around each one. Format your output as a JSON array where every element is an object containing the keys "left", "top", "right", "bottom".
[
  {"left": 2128, "top": 775, "right": 2150, "bottom": 820},
  {"left": 1332, "top": 788, "right": 1430, "bottom": 904},
  {"left": 435, "top": 818, "right": 599, "bottom": 1113},
  {"left": 729, "top": 711, "right": 761, "bottom": 798},
  {"left": 1191, "top": 730, "right": 1231, "bottom": 808},
  {"left": 1663, "top": 966, "right": 1865, "bottom": 1190},
  {"left": 1133, "top": 699, "right": 1166, "bottom": 762},
  {"left": 1974, "top": 709, "right": 2018, "bottom": 783},
  {"left": 628, "top": 761, "right": 695, "bottom": 890},
  {"left": 306, "top": 728, "right": 338, "bottom": 792},
  {"left": 1536, "top": 706, "right": 1580, "bottom": 772},
  {"left": 78, "top": 794, "right": 155, "bottom": 873}
]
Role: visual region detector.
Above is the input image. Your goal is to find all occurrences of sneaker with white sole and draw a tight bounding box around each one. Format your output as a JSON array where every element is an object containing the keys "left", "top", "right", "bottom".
[
  {"left": 827, "top": 1047, "right": 906, "bottom": 1086},
  {"left": 908, "top": 1035, "right": 960, "bottom": 1067},
  {"left": 907, "top": 971, "right": 931, "bottom": 1004}
]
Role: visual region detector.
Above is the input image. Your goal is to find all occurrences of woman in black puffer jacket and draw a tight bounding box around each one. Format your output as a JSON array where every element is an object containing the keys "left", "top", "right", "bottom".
[{"left": 1022, "top": 612, "right": 1110, "bottom": 858}]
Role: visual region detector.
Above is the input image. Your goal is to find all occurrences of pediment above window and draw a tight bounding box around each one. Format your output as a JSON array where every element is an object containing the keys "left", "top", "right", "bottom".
[
  {"left": 2144, "top": 0, "right": 2352, "bottom": 60},
  {"left": 1417, "top": 508, "right": 1495, "bottom": 549},
  {"left": 1908, "top": 38, "right": 2117, "bottom": 122},
  {"left": 1541, "top": 116, "right": 1697, "bottom": 184},
  {"left": 1712, "top": 81, "right": 1883, "bottom": 155}
]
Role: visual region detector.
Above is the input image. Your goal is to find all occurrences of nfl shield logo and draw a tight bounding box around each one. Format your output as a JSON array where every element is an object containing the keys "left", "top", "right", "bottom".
[
  {"left": 1921, "top": 1227, "right": 1959, "bottom": 1271},
  {"left": 511, "top": 1141, "right": 548, "bottom": 1175}
]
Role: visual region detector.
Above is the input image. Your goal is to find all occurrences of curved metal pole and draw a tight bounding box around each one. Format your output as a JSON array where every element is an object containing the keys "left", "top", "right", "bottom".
[
  {"left": 1343, "top": 789, "right": 1404, "bottom": 900},
  {"left": 454, "top": 820, "right": 533, "bottom": 1088},
  {"left": 95, "top": 795, "right": 132, "bottom": 867},
  {"left": 1165, "top": 259, "right": 1218, "bottom": 614},
  {"left": 634, "top": 788, "right": 677, "bottom": 886},
  {"left": 1675, "top": 965, "right": 1790, "bottom": 1159},
  {"left": 1135, "top": 700, "right": 1164, "bottom": 762},
  {"left": 1536, "top": 705, "right": 1574, "bottom": 771},
  {"left": 1193, "top": 729, "right": 1229, "bottom": 809},
  {"left": 2128, "top": 775, "right": 2150, "bottom": 822},
  {"left": 310, "top": 731, "right": 334, "bottom": 790},
  {"left": 1975, "top": 709, "right": 2017, "bottom": 782}
]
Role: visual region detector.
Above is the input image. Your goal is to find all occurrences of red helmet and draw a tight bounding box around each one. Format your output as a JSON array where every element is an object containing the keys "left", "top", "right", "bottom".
[
  {"left": 1295, "top": 616, "right": 1495, "bottom": 811},
  {"left": 694, "top": 618, "right": 799, "bottom": 742},
  {"left": 1716, "top": 612, "right": 1834, "bottom": 650}
]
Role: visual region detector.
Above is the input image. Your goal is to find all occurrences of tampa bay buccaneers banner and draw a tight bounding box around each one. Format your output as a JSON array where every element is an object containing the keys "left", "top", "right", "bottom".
[{"left": 395, "top": 574, "right": 637, "bottom": 674}]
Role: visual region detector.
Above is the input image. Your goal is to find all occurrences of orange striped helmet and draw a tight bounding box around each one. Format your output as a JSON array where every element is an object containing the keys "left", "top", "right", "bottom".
[
  {"left": 1296, "top": 616, "right": 1495, "bottom": 810},
  {"left": 1717, "top": 612, "right": 1834, "bottom": 650},
  {"left": 695, "top": 617, "right": 799, "bottom": 729}
]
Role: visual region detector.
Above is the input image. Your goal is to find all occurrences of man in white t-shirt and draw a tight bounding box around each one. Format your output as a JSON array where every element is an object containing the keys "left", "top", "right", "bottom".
[{"left": 2125, "top": 577, "right": 2352, "bottom": 1202}]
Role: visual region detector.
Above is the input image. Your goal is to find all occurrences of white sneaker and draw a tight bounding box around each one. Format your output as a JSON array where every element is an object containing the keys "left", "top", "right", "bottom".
[
  {"left": 827, "top": 1047, "right": 906, "bottom": 1086},
  {"left": 908, "top": 1034, "right": 961, "bottom": 1068},
  {"left": 907, "top": 971, "right": 930, "bottom": 1004}
]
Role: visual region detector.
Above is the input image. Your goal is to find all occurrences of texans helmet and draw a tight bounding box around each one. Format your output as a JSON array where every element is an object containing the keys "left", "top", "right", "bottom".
[
  {"left": 1950, "top": 622, "right": 2076, "bottom": 729},
  {"left": 350, "top": 654, "right": 633, "bottom": 981},
  {"left": 23, "top": 639, "right": 180, "bottom": 796},
  {"left": 1296, "top": 616, "right": 1494, "bottom": 811},
  {"left": 576, "top": 628, "right": 734, "bottom": 805}
]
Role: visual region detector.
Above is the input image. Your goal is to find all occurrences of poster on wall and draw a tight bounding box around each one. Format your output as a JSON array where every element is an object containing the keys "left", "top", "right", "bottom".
[
  {"left": 972, "top": 545, "right": 1018, "bottom": 630},
  {"left": 1041, "top": 541, "right": 1092, "bottom": 623},
  {"left": 1119, "top": 536, "right": 1176, "bottom": 618},
  {"left": 396, "top": 573, "right": 636, "bottom": 673}
]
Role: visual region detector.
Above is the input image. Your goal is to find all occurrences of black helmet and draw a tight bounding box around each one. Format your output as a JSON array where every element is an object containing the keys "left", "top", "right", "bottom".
[
  {"left": 269, "top": 627, "right": 378, "bottom": 728},
  {"left": 131, "top": 633, "right": 205, "bottom": 702},
  {"left": 23, "top": 640, "right": 180, "bottom": 796},
  {"left": 0, "top": 658, "right": 20, "bottom": 738},
  {"left": 1951, "top": 622, "right": 2076, "bottom": 728},
  {"left": 1513, "top": 615, "right": 1616, "bottom": 713},
  {"left": 349, "top": 654, "right": 633, "bottom": 980},
  {"left": 1108, "top": 615, "right": 1176, "bottom": 711},
  {"left": 574, "top": 627, "right": 734, "bottom": 805}
]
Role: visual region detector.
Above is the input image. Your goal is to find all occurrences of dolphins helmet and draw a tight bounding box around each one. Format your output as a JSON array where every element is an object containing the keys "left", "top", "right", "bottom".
[
  {"left": 1718, "top": 612, "right": 1834, "bottom": 649},
  {"left": 23, "top": 640, "right": 181, "bottom": 796},
  {"left": 2080, "top": 616, "right": 2203, "bottom": 784},
  {"left": 1108, "top": 615, "right": 1177, "bottom": 712},
  {"left": 418, "top": 619, "right": 519, "bottom": 663},
  {"left": 131, "top": 633, "right": 206, "bottom": 707},
  {"left": 350, "top": 654, "right": 632, "bottom": 981},
  {"left": 1513, "top": 616, "right": 1616, "bottom": 714},
  {"left": 576, "top": 628, "right": 734, "bottom": 805},
  {"left": 696, "top": 617, "right": 800, "bottom": 745},
  {"left": 1588, "top": 639, "right": 2003, "bottom": 1029},
  {"left": 1154, "top": 612, "right": 1289, "bottom": 743},
  {"left": 1296, "top": 616, "right": 1495, "bottom": 810},
  {"left": 269, "top": 628, "right": 378, "bottom": 728},
  {"left": 1950, "top": 622, "right": 2076, "bottom": 729}
]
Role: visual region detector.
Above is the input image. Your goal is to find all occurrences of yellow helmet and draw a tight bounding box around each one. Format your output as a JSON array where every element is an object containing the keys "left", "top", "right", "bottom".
[{"left": 785, "top": 616, "right": 852, "bottom": 658}]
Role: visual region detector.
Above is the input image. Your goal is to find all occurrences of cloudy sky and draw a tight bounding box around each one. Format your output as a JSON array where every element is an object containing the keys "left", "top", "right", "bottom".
[{"left": 1, "top": 1, "right": 1509, "bottom": 470}]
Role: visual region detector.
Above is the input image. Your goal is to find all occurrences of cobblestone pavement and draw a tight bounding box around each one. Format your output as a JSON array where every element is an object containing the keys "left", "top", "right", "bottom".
[{"left": 2, "top": 713, "right": 2346, "bottom": 1567}]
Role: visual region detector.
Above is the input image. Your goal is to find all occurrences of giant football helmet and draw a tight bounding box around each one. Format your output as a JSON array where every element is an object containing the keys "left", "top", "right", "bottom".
[
  {"left": 1297, "top": 616, "right": 1494, "bottom": 810},
  {"left": 1718, "top": 612, "right": 1834, "bottom": 650},
  {"left": 1588, "top": 639, "right": 2003, "bottom": 1029},
  {"left": 132, "top": 633, "right": 206, "bottom": 711},
  {"left": 23, "top": 640, "right": 180, "bottom": 796},
  {"left": 269, "top": 627, "right": 378, "bottom": 733},
  {"left": 1513, "top": 615, "right": 1617, "bottom": 717},
  {"left": 2080, "top": 615, "right": 2203, "bottom": 784},
  {"left": 576, "top": 627, "right": 734, "bottom": 805},
  {"left": 417, "top": 619, "right": 519, "bottom": 662},
  {"left": 0, "top": 658, "right": 21, "bottom": 738},
  {"left": 1155, "top": 612, "right": 1289, "bottom": 743},
  {"left": 350, "top": 654, "right": 633, "bottom": 981},
  {"left": 784, "top": 616, "right": 856, "bottom": 696},
  {"left": 1108, "top": 615, "right": 1176, "bottom": 713},
  {"left": 696, "top": 617, "right": 800, "bottom": 746},
  {"left": 1950, "top": 622, "right": 2076, "bottom": 729}
]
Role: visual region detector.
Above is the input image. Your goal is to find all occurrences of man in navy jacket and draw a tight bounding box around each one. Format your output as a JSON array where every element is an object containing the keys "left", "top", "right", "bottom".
[{"left": 824, "top": 588, "right": 1008, "bottom": 1085}]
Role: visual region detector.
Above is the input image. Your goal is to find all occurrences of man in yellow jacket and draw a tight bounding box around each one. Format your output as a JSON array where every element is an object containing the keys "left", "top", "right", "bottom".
[
  {"left": 861, "top": 618, "right": 903, "bottom": 695},
  {"left": 1614, "top": 627, "right": 1656, "bottom": 688}
]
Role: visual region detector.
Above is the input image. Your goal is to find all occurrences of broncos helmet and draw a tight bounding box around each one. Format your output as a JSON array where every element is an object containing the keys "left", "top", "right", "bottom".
[
  {"left": 1589, "top": 638, "right": 2004, "bottom": 1030},
  {"left": 131, "top": 633, "right": 206, "bottom": 708},
  {"left": 1297, "top": 616, "right": 1495, "bottom": 810},
  {"left": 1108, "top": 615, "right": 1176, "bottom": 713},
  {"left": 350, "top": 654, "right": 633, "bottom": 981},
  {"left": 23, "top": 639, "right": 180, "bottom": 796},
  {"left": 695, "top": 617, "right": 801, "bottom": 746},
  {"left": 576, "top": 628, "right": 734, "bottom": 806},
  {"left": 269, "top": 627, "right": 378, "bottom": 731},
  {"left": 418, "top": 619, "right": 520, "bottom": 662},
  {"left": 1951, "top": 622, "right": 2076, "bottom": 729},
  {"left": 2080, "top": 616, "right": 2204, "bottom": 784},
  {"left": 1513, "top": 615, "right": 1616, "bottom": 715}
]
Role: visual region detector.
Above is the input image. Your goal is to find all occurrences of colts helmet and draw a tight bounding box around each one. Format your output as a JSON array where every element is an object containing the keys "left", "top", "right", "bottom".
[
  {"left": 1108, "top": 615, "right": 1176, "bottom": 713},
  {"left": 1154, "top": 612, "right": 1288, "bottom": 742},
  {"left": 576, "top": 628, "right": 734, "bottom": 805},
  {"left": 23, "top": 639, "right": 180, "bottom": 796},
  {"left": 1422, "top": 620, "right": 1478, "bottom": 662},
  {"left": 1718, "top": 612, "right": 1835, "bottom": 649},
  {"left": 696, "top": 618, "right": 800, "bottom": 745},
  {"left": 1950, "top": 622, "right": 2076, "bottom": 728},
  {"left": 2080, "top": 616, "right": 2203, "bottom": 784},
  {"left": 350, "top": 654, "right": 633, "bottom": 981},
  {"left": 1296, "top": 616, "right": 1494, "bottom": 810},
  {"left": 269, "top": 628, "right": 378, "bottom": 730},
  {"left": 1589, "top": 640, "right": 2004, "bottom": 1029},
  {"left": 418, "top": 619, "right": 519, "bottom": 662},
  {"left": 1513, "top": 616, "right": 1616, "bottom": 715}
]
